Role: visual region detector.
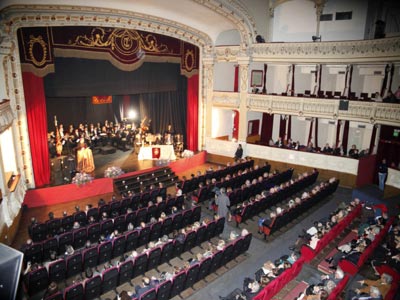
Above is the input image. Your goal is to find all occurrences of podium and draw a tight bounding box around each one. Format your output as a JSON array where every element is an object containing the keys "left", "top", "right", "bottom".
[{"left": 138, "top": 145, "right": 176, "bottom": 160}]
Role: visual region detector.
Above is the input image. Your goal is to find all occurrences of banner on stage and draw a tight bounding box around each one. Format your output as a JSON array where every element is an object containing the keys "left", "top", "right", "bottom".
[
  {"left": 92, "top": 95, "right": 112, "bottom": 104},
  {"left": 152, "top": 147, "right": 161, "bottom": 159}
]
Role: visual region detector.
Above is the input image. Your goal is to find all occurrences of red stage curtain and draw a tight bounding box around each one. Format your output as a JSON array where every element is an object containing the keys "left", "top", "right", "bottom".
[
  {"left": 187, "top": 74, "right": 199, "bottom": 151},
  {"left": 22, "top": 72, "right": 51, "bottom": 187},
  {"left": 260, "top": 113, "right": 273, "bottom": 144},
  {"left": 234, "top": 65, "right": 239, "bottom": 93}
]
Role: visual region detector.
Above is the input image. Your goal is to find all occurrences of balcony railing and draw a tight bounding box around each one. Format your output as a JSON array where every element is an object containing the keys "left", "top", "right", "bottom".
[{"left": 212, "top": 92, "right": 400, "bottom": 126}]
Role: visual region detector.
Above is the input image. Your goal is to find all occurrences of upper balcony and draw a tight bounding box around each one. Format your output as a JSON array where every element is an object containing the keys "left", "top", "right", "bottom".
[
  {"left": 212, "top": 91, "right": 400, "bottom": 126},
  {"left": 215, "top": 37, "right": 400, "bottom": 63}
]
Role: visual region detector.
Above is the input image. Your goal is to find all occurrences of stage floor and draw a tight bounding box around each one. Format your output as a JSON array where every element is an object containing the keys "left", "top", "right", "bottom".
[{"left": 50, "top": 145, "right": 176, "bottom": 187}]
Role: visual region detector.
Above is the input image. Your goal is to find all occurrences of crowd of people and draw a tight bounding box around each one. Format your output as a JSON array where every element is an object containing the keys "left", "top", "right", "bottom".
[
  {"left": 48, "top": 118, "right": 183, "bottom": 158},
  {"left": 266, "top": 136, "right": 368, "bottom": 159}
]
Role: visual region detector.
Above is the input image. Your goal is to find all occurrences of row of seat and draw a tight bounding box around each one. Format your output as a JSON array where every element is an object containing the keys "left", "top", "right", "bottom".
[
  {"left": 262, "top": 179, "right": 339, "bottom": 238},
  {"left": 24, "top": 205, "right": 200, "bottom": 265},
  {"left": 26, "top": 216, "right": 227, "bottom": 298},
  {"left": 131, "top": 233, "right": 252, "bottom": 300},
  {"left": 181, "top": 159, "right": 256, "bottom": 194},
  {"left": 114, "top": 166, "right": 178, "bottom": 195},
  {"left": 42, "top": 232, "right": 252, "bottom": 300},
  {"left": 253, "top": 186, "right": 359, "bottom": 300},
  {"left": 235, "top": 171, "right": 318, "bottom": 227},
  {"left": 338, "top": 217, "right": 395, "bottom": 275},
  {"left": 192, "top": 167, "right": 292, "bottom": 205},
  {"left": 300, "top": 204, "right": 362, "bottom": 262},
  {"left": 29, "top": 193, "right": 184, "bottom": 243}
]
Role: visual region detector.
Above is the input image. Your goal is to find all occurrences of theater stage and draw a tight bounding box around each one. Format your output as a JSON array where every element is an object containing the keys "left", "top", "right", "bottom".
[{"left": 24, "top": 150, "right": 206, "bottom": 208}]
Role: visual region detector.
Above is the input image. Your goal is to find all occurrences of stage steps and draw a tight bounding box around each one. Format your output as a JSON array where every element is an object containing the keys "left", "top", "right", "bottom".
[{"left": 113, "top": 166, "right": 179, "bottom": 195}]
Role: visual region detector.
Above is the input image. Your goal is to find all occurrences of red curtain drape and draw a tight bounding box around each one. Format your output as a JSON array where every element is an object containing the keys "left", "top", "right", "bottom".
[
  {"left": 260, "top": 113, "right": 273, "bottom": 144},
  {"left": 342, "top": 120, "right": 350, "bottom": 153},
  {"left": 308, "top": 119, "right": 313, "bottom": 144},
  {"left": 234, "top": 65, "right": 239, "bottom": 93},
  {"left": 22, "top": 72, "right": 51, "bottom": 187},
  {"left": 262, "top": 63, "right": 268, "bottom": 94},
  {"left": 287, "top": 115, "right": 292, "bottom": 141},
  {"left": 369, "top": 125, "right": 377, "bottom": 155},
  {"left": 314, "top": 117, "right": 319, "bottom": 149},
  {"left": 232, "top": 110, "right": 239, "bottom": 140},
  {"left": 186, "top": 74, "right": 199, "bottom": 151},
  {"left": 388, "top": 64, "right": 394, "bottom": 92},
  {"left": 335, "top": 120, "right": 342, "bottom": 148},
  {"left": 279, "top": 115, "right": 286, "bottom": 140},
  {"left": 317, "top": 64, "right": 322, "bottom": 95},
  {"left": 348, "top": 65, "right": 353, "bottom": 98},
  {"left": 291, "top": 64, "right": 295, "bottom": 96},
  {"left": 122, "top": 95, "right": 130, "bottom": 119},
  {"left": 380, "top": 64, "right": 389, "bottom": 97}
]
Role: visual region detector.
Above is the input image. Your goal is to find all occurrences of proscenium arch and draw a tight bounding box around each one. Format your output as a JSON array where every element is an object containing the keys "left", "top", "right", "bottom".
[{"left": 0, "top": 4, "right": 213, "bottom": 188}]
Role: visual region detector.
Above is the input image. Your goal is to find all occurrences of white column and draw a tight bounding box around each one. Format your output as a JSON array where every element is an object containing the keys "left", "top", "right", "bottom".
[
  {"left": 203, "top": 56, "right": 214, "bottom": 150},
  {"left": 237, "top": 57, "right": 250, "bottom": 142}
]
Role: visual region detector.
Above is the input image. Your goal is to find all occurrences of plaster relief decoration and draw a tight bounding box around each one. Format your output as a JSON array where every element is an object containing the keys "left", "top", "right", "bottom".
[
  {"left": 339, "top": 102, "right": 375, "bottom": 119},
  {"left": 374, "top": 105, "right": 400, "bottom": 123},
  {"left": 17, "top": 26, "right": 199, "bottom": 77},
  {"left": 215, "top": 46, "right": 241, "bottom": 62},
  {"left": 247, "top": 95, "right": 272, "bottom": 110},
  {"left": 240, "top": 64, "right": 248, "bottom": 92},
  {"left": 0, "top": 99, "right": 14, "bottom": 133},
  {"left": 302, "top": 99, "right": 335, "bottom": 116},
  {"left": 213, "top": 92, "right": 240, "bottom": 107},
  {"left": 251, "top": 37, "right": 400, "bottom": 62}
]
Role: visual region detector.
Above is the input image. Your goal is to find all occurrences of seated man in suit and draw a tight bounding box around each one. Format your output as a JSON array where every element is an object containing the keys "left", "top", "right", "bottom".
[{"left": 131, "top": 276, "right": 158, "bottom": 298}]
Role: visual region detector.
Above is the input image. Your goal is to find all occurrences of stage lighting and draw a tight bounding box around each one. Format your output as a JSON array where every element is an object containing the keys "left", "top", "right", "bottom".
[{"left": 128, "top": 110, "right": 137, "bottom": 119}]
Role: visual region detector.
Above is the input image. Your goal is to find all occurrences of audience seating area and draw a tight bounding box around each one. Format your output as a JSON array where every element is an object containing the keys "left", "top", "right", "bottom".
[
  {"left": 24, "top": 210, "right": 228, "bottom": 299},
  {"left": 28, "top": 190, "right": 184, "bottom": 243},
  {"left": 181, "top": 159, "right": 256, "bottom": 195},
  {"left": 300, "top": 204, "right": 362, "bottom": 262},
  {"left": 262, "top": 178, "right": 339, "bottom": 238},
  {"left": 235, "top": 170, "right": 316, "bottom": 227},
  {"left": 338, "top": 217, "right": 395, "bottom": 275},
  {"left": 114, "top": 166, "right": 178, "bottom": 195}
]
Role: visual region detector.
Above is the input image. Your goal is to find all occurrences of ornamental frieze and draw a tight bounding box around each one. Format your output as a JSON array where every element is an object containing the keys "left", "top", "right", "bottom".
[
  {"left": 213, "top": 92, "right": 240, "bottom": 107},
  {"left": 250, "top": 37, "right": 400, "bottom": 62}
]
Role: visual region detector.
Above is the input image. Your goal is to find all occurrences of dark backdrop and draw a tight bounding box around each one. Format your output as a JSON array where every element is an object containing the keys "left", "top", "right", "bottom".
[{"left": 44, "top": 58, "right": 187, "bottom": 138}]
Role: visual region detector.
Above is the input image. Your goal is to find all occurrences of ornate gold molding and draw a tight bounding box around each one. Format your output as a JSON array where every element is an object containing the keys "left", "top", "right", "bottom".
[
  {"left": 1, "top": 4, "right": 213, "bottom": 50},
  {"left": 213, "top": 91, "right": 240, "bottom": 107},
  {"left": 213, "top": 93, "right": 400, "bottom": 126},
  {"left": 192, "top": 0, "right": 257, "bottom": 46},
  {"left": 0, "top": 99, "right": 14, "bottom": 133},
  {"left": 250, "top": 37, "right": 400, "bottom": 63}
]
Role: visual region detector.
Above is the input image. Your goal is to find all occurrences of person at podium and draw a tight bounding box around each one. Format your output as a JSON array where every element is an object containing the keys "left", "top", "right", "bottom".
[
  {"left": 76, "top": 141, "right": 95, "bottom": 173},
  {"left": 164, "top": 124, "right": 174, "bottom": 145}
]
